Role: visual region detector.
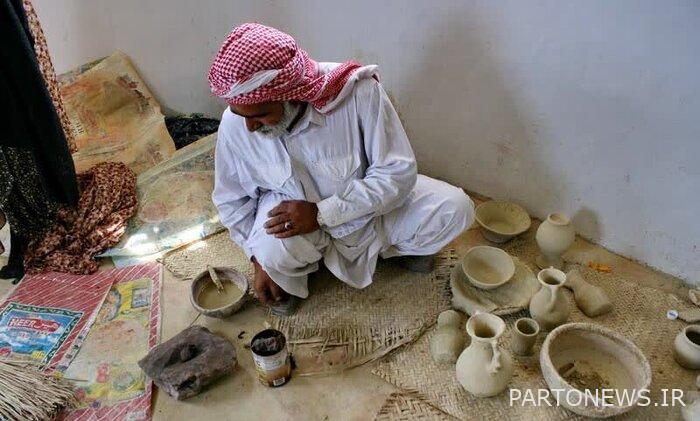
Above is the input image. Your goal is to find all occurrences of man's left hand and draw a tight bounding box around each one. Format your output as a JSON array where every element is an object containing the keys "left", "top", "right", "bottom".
[{"left": 265, "top": 200, "right": 319, "bottom": 238}]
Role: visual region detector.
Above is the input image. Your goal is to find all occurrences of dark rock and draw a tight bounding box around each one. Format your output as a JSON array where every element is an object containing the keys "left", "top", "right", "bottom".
[{"left": 138, "top": 325, "right": 237, "bottom": 400}]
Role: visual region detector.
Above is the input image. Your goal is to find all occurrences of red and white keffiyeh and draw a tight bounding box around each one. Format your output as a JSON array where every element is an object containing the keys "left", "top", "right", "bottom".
[{"left": 208, "top": 23, "right": 377, "bottom": 112}]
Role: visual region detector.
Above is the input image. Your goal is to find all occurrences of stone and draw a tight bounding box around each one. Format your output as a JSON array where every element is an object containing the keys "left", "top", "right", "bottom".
[{"left": 138, "top": 325, "right": 237, "bottom": 400}]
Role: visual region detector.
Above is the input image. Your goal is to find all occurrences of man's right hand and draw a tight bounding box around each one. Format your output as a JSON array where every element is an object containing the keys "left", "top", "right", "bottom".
[{"left": 251, "top": 257, "right": 288, "bottom": 305}]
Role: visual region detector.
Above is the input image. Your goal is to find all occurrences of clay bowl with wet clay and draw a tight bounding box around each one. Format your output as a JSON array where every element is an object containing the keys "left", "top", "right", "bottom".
[
  {"left": 462, "top": 246, "right": 516, "bottom": 290},
  {"left": 475, "top": 201, "right": 531, "bottom": 243},
  {"left": 190, "top": 267, "right": 251, "bottom": 318},
  {"left": 540, "top": 323, "right": 651, "bottom": 418}
]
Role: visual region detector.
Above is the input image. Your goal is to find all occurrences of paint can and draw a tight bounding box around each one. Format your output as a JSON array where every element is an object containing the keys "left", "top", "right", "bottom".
[{"left": 250, "top": 328, "right": 291, "bottom": 387}]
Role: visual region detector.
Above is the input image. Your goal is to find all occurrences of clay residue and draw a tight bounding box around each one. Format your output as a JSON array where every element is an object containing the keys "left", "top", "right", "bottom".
[
  {"left": 197, "top": 279, "right": 244, "bottom": 309},
  {"left": 559, "top": 361, "right": 612, "bottom": 395}
]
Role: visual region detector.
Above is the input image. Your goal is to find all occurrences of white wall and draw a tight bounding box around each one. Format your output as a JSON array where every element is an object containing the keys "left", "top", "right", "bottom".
[{"left": 34, "top": 0, "right": 700, "bottom": 284}]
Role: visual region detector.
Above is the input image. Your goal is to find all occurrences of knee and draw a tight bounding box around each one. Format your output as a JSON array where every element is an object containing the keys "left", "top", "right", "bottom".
[
  {"left": 441, "top": 187, "right": 475, "bottom": 228},
  {"left": 250, "top": 234, "right": 317, "bottom": 274}
]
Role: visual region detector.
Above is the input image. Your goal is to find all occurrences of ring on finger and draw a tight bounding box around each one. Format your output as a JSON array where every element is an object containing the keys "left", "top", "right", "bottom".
[{"left": 284, "top": 221, "right": 293, "bottom": 230}]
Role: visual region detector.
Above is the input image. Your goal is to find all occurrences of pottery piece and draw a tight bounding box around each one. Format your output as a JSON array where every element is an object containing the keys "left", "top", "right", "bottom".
[
  {"left": 450, "top": 256, "right": 539, "bottom": 316},
  {"left": 540, "top": 323, "right": 651, "bottom": 418},
  {"left": 529, "top": 267, "right": 570, "bottom": 331},
  {"left": 690, "top": 289, "right": 700, "bottom": 307},
  {"left": 475, "top": 201, "right": 531, "bottom": 243},
  {"left": 456, "top": 312, "right": 514, "bottom": 397},
  {"left": 461, "top": 246, "right": 515, "bottom": 290},
  {"left": 674, "top": 325, "right": 700, "bottom": 369},
  {"left": 565, "top": 269, "right": 613, "bottom": 317},
  {"left": 682, "top": 391, "right": 700, "bottom": 421},
  {"left": 510, "top": 317, "right": 540, "bottom": 356},
  {"left": 430, "top": 310, "right": 467, "bottom": 365},
  {"left": 190, "top": 267, "right": 250, "bottom": 318},
  {"left": 536, "top": 213, "right": 575, "bottom": 269}
]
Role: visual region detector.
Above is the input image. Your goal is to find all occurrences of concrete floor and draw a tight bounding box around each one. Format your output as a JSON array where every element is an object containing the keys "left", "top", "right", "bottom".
[{"left": 0, "top": 206, "right": 690, "bottom": 420}]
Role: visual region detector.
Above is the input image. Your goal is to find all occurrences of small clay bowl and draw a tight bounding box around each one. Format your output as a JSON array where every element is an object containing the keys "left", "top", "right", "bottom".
[
  {"left": 190, "top": 266, "right": 250, "bottom": 319},
  {"left": 540, "top": 323, "right": 651, "bottom": 418},
  {"left": 475, "top": 201, "right": 531, "bottom": 243},
  {"left": 461, "top": 246, "right": 515, "bottom": 290}
]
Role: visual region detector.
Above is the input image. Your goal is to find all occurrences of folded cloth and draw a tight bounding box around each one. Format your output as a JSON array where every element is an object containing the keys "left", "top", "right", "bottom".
[{"left": 24, "top": 162, "right": 137, "bottom": 274}]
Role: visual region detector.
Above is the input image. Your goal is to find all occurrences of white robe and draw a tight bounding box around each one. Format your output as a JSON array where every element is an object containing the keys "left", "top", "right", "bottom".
[{"left": 213, "top": 78, "right": 474, "bottom": 297}]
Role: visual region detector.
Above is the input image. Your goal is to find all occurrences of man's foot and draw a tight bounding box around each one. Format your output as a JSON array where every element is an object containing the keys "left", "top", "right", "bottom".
[
  {"left": 270, "top": 295, "right": 300, "bottom": 317},
  {"left": 395, "top": 255, "right": 436, "bottom": 273}
]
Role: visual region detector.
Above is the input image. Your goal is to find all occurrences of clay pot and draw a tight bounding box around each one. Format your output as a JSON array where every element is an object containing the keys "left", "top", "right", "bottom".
[
  {"left": 510, "top": 317, "right": 540, "bottom": 356},
  {"left": 529, "top": 268, "right": 570, "bottom": 331},
  {"left": 536, "top": 213, "right": 575, "bottom": 269},
  {"left": 475, "top": 201, "right": 531, "bottom": 243},
  {"left": 456, "top": 312, "right": 513, "bottom": 397},
  {"left": 540, "top": 323, "right": 651, "bottom": 418},
  {"left": 565, "top": 269, "right": 613, "bottom": 317},
  {"left": 674, "top": 325, "right": 700, "bottom": 369},
  {"left": 461, "top": 246, "right": 515, "bottom": 290},
  {"left": 430, "top": 310, "right": 467, "bottom": 365}
]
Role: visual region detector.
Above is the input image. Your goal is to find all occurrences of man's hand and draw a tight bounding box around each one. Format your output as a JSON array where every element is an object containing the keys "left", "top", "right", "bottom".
[
  {"left": 264, "top": 200, "right": 319, "bottom": 238},
  {"left": 252, "top": 257, "right": 287, "bottom": 305}
]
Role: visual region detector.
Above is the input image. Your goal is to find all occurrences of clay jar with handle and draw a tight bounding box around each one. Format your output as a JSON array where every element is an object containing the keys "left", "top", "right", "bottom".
[
  {"left": 674, "top": 325, "right": 700, "bottom": 369},
  {"left": 529, "top": 268, "right": 570, "bottom": 331},
  {"left": 565, "top": 269, "right": 613, "bottom": 317},
  {"left": 536, "top": 213, "right": 575, "bottom": 269},
  {"left": 456, "top": 312, "right": 513, "bottom": 397},
  {"left": 430, "top": 310, "right": 467, "bottom": 365}
]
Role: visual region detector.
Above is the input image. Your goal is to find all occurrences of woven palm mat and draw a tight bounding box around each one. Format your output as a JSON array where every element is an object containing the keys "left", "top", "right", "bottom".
[
  {"left": 268, "top": 249, "right": 458, "bottom": 376},
  {"left": 373, "top": 232, "right": 695, "bottom": 420},
  {"left": 161, "top": 231, "right": 254, "bottom": 281},
  {"left": 375, "top": 392, "right": 454, "bottom": 420}
]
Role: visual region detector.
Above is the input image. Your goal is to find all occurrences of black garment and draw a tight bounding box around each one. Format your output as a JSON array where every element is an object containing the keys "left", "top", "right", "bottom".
[
  {"left": 0, "top": 0, "right": 78, "bottom": 279},
  {"left": 0, "top": 0, "right": 78, "bottom": 207}
]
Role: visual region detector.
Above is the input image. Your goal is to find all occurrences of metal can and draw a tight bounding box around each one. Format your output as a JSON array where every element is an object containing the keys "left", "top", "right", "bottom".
[{"left": 250, "top": 329, "right": 291, "bottom": 387}]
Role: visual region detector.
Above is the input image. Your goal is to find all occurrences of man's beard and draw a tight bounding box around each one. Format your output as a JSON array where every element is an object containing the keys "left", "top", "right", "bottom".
[{"left": 256, "top": 102, "right": 300, "bottom": 138}]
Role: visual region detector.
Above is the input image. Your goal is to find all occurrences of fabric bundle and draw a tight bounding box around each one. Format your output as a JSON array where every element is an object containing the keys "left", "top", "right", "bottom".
[{"left": 24, "top": 162, "right": 137, "bottom": 274}]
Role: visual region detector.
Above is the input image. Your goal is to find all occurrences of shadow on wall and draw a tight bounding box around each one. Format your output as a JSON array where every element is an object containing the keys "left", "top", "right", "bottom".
[{"left": 393, "top": 8, "right": 599, "bottom": 241}]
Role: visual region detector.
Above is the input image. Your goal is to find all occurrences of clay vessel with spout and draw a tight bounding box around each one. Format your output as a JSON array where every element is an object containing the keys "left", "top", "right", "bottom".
[
  {"left": 456, "top": 312, "right": 513, "bottom": 397},
  {"left": 529, "top": 268, "right": 570, "bottom": 331}
]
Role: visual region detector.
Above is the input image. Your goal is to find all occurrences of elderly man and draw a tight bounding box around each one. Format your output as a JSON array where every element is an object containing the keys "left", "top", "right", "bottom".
[{"left": 209, "top": 23, "right": 474, "bottom": 314}]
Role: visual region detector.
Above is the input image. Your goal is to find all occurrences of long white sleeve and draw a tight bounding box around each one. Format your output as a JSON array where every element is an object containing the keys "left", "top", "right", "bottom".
[
  {"left": 212, "top": 133, "right": 258, "bottom": 258},
  {"left": 316, "top": 80, "right": 417, "bottom": 231}
]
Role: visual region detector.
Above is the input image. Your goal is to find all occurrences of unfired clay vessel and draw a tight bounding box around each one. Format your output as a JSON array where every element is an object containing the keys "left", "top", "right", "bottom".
[
  {"left": 475, "top": 201, "right": 531, "bottom": 243},
  {"left": 565, "top": 269, "right": 613, "bottom": 317},
  {"left": 540, "top": 323, "right": 651, "bottom": 418},
  {"left": 430, "top": 310, "right": 467, "bottom": 365},
  {"left": 510, "top": 317, "right": 540, "bottom": 356},
  {"left": 536, "top": 213, "right": 575, "bottom": 269},
  {"left": 674, "top": 325, "right": 700, "bottom": 369},
  {"left": 462, "top": 246, "right": 515, "bottom": 290},
  {"left": 529, "top": 267, "right": 570, "bottom": 331},
  {"left": 456, "top": 312, "right": 513, "bottom": 397}
]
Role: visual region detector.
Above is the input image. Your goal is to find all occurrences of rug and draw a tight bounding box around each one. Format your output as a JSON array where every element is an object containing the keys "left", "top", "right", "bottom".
[
  {"left": 372, "top": 254, "right": 696, "bottom": 420},
  {"left": 268, "top": 250, "right": 458, "bottom": 376},
  {"left": 160, "top": 231, "right": 253, "bottom": 281},
  {"left": 375, "top": 393, "right": 453, "bottom": 421},
  {"left": 0, "top": 270, "right": 113, "bottom": 372},
  {"left": 62, "top": 263, "right": 162, "bottom": 421}
]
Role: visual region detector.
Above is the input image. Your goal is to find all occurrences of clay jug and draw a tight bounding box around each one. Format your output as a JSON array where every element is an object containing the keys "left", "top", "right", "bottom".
[
  {"left": 456, "top": 312, "right": 513, "bottom": 397},
  {"left": 536, "top": 213, "right": 575, "bottom": 269},
  {"left": 674, "top": 325, "right": 700, "bottom": 369},
  {"left": 529, "top": 268, "right": 570, "bottom": 331},
  {"left": 430, "top": 310, "right": 467, "bottom": 365},
  {"left": 565, "top": 269, "right": 613, "bottom": 317}
]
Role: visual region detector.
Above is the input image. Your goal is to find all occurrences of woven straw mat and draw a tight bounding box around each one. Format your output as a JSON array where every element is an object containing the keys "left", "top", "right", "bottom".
[
  {"left": 373, "top": 231, "right": 695, "bottom": 420},
  {"left": 375, "top": 392, "right": 454, "bottom": 421},
  {"left": 161, "top": 231, "right": 254, "bottom": 281},
  {"left": 268, "top": 249, "right": 458, "bottom": 376}
]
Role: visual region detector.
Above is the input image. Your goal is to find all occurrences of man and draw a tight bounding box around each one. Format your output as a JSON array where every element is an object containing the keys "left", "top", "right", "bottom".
[{"left": 209, "top": 23, "right": 474, "bottom": 315}]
